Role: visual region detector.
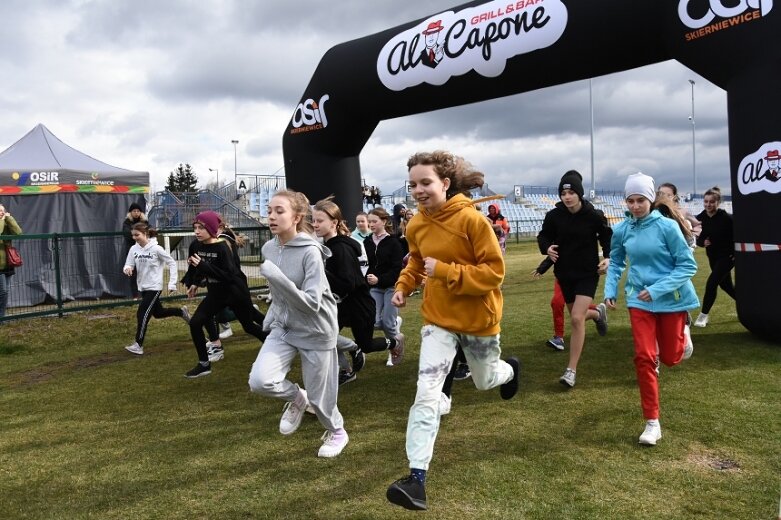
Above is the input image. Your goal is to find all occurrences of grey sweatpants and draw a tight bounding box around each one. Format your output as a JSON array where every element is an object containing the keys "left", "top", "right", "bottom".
[{"left": 248, "top": 331, "right": 344, "bottom": 432}]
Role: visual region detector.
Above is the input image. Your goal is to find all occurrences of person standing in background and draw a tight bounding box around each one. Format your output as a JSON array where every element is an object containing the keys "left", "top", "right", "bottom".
[
  {"left": 0, "top": 203, "right": 22, "bottom": 320},
  {"left": 122, "top": 202, "right": 147, "bottom": 298}
]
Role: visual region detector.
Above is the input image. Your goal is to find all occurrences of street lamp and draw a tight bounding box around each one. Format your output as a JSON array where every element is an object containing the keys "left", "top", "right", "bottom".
[
  {"left": 688, "top": 79, "right": 696, "bottom": 197},
  {"left": 209, "top": 168, "right": 218, "bottom": 187},
  {"left": 589, "top": 78, "right": 595, "bottom": 198},
  {"left": 231, "top": 139, "right": 239, "bottom": 187}
]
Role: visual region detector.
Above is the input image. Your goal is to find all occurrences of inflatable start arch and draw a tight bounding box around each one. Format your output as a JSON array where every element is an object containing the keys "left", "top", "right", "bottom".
[{"left": 283, "top": 0, "right": 781, "bottom": 341}]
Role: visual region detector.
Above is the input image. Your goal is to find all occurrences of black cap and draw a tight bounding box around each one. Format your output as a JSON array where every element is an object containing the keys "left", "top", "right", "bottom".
[
  {"left": 558, "top": 170, "right": 584, "bottom": 200},
  {"left": 128, "top": 202, "right": 143, "bottom": 212}
]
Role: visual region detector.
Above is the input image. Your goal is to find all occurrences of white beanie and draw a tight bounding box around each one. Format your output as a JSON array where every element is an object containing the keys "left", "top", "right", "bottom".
[{"left": 625, "top": 172, "right": 656, "bottom": 202}]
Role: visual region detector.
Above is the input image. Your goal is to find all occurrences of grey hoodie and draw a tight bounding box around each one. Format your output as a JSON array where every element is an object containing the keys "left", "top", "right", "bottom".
[{"left": 260, "top": 232, "right": 338, "bottom": 350}]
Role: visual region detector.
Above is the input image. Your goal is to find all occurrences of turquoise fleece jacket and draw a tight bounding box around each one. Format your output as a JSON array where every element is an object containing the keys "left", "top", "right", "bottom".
[
  {"left": 604, "top": 210, "right": 699, "bottom": 313},
  {"left": 260, "top": 232, "right": 338, "bottom": 350}
]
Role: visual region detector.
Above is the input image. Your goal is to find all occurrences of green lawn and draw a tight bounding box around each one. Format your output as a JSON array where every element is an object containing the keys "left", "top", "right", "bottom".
[{"left": 1, "top": 241, "right": 779, "bottom": 519}]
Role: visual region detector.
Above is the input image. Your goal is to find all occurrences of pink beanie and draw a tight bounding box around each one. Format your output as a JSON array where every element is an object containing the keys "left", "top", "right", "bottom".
[{"left": 194, "top": 211, "right": 221, "bottom": 237}]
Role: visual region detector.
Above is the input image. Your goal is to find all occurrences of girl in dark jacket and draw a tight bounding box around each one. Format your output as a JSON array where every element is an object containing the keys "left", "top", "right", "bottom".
[
  {"left": 537, "top": 170, "right": 612, "bottom": 388},
  {"left": 364, "top": 207, "right": 406, "bottom": 365},
  {"left": 181, "top": 211, "right": 266, "bottom": 378},
  {"left": 694, "top": 186, "right": 735, "bottom": 327},
  {"left": 313, "top": 198, "right": 404, "bottom": 383}
]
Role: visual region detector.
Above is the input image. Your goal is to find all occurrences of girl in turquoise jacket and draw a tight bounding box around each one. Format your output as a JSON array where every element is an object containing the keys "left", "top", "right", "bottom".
[{"left": 603, "top": 173, "right": 699, "bottom": 447}]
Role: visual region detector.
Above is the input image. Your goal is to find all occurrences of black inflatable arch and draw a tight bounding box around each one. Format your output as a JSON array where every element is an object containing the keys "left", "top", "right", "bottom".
[{"left": 283, "top": 0, "right": 780, "bottom": 341}]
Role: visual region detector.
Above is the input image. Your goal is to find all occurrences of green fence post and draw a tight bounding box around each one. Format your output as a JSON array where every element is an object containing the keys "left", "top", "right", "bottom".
[{"left": 52, "top": 234, "right": 64, "bottom": 318}]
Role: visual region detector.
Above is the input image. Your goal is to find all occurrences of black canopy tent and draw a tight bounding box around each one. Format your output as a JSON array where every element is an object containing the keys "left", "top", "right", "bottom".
[{"left": 0, "top": 124, "right": 149, "bottom": 306}]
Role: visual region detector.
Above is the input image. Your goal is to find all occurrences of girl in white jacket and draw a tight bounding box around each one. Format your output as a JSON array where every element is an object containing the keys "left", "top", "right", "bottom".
[{"left": 123, "top": 222, "right": 189, "bottom": 355}]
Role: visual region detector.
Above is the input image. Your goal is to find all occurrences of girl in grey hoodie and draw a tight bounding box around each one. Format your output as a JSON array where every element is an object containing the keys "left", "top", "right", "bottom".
[{"left": 248, "top": 190, "right": 348, "bottom": 458}]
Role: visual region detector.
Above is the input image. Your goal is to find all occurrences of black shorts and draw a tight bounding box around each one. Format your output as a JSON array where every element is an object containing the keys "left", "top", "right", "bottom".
[{"left": 556, "top": 274, "right": 599, "bottom": 304}]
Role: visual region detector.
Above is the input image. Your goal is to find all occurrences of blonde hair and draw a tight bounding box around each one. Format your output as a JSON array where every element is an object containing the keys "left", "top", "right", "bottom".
[
  {"left": 652, "top": 197, "right": 693, "bottom": 243},
  {"left": 271, "top": 189, "right": 313, "bottom": 234},
  {"left": 313, "top": 196, "right": 351, "bottom": 236},
  {"left": 704, "top": 186, "right": 722, "bottom": 203},
  {"left": 406, "top": 150, "right": 484, "bottom": 199}
]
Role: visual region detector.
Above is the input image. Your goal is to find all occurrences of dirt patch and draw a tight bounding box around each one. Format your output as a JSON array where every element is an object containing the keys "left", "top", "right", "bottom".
[
  {"left": 6, "top": 342, "right": 192, "bottom": 389},
  {"left": 686, "top": 452, "right": 741, "bottom": 472}
]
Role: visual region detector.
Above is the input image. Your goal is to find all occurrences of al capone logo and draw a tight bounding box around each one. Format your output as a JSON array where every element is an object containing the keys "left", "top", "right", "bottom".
[
  {"left": 737, "top": 142, "right": 781, "bottom": 195},
  {"left": 290, "top": 94, "right": 329, "bottom": 134},
  {"left": 679, "top": 0, "right": 772, "bottom": 39},
  {"left": 11, "top": 171, "right": 60, "bottom": 185},
  {"left": 377, "top": 0, "right": 567, "bottom": 91}
]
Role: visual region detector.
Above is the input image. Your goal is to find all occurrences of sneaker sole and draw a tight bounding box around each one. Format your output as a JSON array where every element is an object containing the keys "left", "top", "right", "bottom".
[
  {"left": 638, "top": 434, "right": 661, "bottom": 446},
  {"left": 500, "top": 357, "right": 520, "bottom": 400},
  {"left": 559, "top": 377, "right": 575, "bottom": 388},
  {"left": 546, "top": 340, "right": 564, "bottom": 351},
  {"left": 184, "top": 369, "right": 211, "bottom": 379},
  {"left": 125, "top": 347, "right": 143, "bottom": 355},
  {"left": 208, "top": 353, "right": 224, "bottom": 362},
  {"left": 387, "top": 485, "right": 427, "bottom": 511}
]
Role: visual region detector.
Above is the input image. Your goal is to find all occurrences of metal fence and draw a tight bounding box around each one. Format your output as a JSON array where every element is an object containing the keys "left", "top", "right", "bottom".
[{"left": 1, "top": 226, "right": 271, "bottom": 323}]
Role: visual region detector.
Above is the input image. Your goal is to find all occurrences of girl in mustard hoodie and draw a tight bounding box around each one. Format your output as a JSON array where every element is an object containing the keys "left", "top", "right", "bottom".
[{"left": 385, "top": 151, "right": 520, "bottom": 512}]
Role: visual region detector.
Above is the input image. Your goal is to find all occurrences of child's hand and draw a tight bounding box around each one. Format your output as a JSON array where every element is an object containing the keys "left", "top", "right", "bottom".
[
  {"left": 366, "top": 274, "right": 378, "bottom": 285},
  {"left": 187, "top": 254, "right": 201, "bottom": 267},
  {"left": 605, "top": 298, "right": 616, "bottom": 310},
  {"left": 391, "top": 290, "right": 406, "bottom": 308},
  {"left": 530, "top": 269, "right": 542, "bottom": 279},
  {"left": 123, "top": 266, "right": 134, "bottom": 276},
  {"left": 186, "top": 285, "right": 198, "bottom": 298},
  {"left": 547, "top": 245, "right": 559, "bottom": 262},
  {"left": 423, "top": 257, "right": 438, "bottom": 277}
]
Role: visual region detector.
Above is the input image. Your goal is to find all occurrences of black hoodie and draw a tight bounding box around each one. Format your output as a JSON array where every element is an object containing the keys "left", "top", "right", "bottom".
[
  {"left": 324, "top": 234, "right": 374, "bottom": 328},
  {"left": 537, "top": 200, "right": 612, "bottom": 279}
]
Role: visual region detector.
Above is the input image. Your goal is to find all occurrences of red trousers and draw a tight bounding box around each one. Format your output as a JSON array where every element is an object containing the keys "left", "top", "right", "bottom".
[
  {"left": 628, "top": 308, "right": 687, "bottom": 420},
  {"left": 551, "top": 279, "right": 597, "bottom": 338}
]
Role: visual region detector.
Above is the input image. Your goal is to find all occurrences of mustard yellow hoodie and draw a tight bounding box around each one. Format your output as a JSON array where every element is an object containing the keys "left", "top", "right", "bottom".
[{"left": 395, "top": 194, "right": 504, "bottom": 336}]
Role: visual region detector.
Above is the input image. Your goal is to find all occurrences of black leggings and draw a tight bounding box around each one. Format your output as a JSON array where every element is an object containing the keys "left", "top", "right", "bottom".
[
  {"left": 190, "top": 286, "right": 266, "bottom": 362},
  {"left": 701, "top": 256, "right": 736, "bottom": 314},
  {"left": 135, "top": 290, "right": 183, "bottom": 346},
  {"left": 350, "top": 316, "right": 391, "bottom": 353}
]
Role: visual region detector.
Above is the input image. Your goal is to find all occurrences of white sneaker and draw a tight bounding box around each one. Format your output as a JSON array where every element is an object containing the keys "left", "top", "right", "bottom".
[
  {"left": 386, "top": 351, "right": 394, "bottom": 367},
  {"left": 693, "top": 313, "right": 709, "bottom": 328},
  {"left": 317, "top": 429, "right": 349, "bottom": 458},
  {"left": 559, "top": 368, "right": 576, "bottom": 388},
  {"left": 396, "top": 315, "right": 403, "bottom": 332},
  {"left": 683, "top": 324, "right": 694, "bottom": 360},
  {"left": 206, "top": 341, "right": 224, "bottom": 362},
  {"left": 638, "top": 421, "right": 662, "bottom": 446},
  {"left": 218, "top": 323, "right": 233, "bottom": 339},
  {"left": 439, "top": 393, "right": 452, "bottom": 416},
  {"left": 279, "top": 389, "right": 308, "bottom": 435},
  {"left": 125, "top": 342, "right": 143, "bottom": 355}
]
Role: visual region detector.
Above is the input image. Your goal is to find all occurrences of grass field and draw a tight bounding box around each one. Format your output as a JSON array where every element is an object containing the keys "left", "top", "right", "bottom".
[{"left": 1, "top": 241, "right": 779, "bottom": 519}]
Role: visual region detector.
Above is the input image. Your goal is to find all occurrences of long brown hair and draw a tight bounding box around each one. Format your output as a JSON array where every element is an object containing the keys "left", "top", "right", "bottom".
[
  {"left": 368, "top": 207, "right": 393, "bottom": 234},
  {"left": 406, "top": 150, "right": 484, "bottom": 199},
  {"left": 314, "top": 196, "right": 351, "bottom": 236}
]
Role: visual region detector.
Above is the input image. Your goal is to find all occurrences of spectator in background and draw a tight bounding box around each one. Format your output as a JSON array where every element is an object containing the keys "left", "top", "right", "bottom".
[
  {"left": 363, "top": 185, "right": 372, "bottom": 205},
  {"left": 371, "top": 186, "right": 382, "bottom": 206},
  {"left": 0, "top": 203, "right": 23, "bottom": 320},
  {"left": 122, "top": 202, "right": 147, "bottom": 298}
]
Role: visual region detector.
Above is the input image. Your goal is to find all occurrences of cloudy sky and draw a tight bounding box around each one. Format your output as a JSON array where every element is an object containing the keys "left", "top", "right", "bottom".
[{"left": 0, "top": 0, "right": 731, "bottom": 198}]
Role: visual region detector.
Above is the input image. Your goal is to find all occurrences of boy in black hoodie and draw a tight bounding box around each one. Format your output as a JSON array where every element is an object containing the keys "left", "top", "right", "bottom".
[{"left": 537, "top": 170, "right": 612, "bottom": 388}]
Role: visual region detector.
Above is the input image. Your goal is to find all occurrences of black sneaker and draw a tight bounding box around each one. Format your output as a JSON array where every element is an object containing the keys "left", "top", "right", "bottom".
[
  {"left": 500, "top": 357, "right": 520, "bottom": 400},
  {"left": 453, "top": 362, "right": 471, "bottom": 381},
  {"left": 387, "top": 475, "right": 427, "bottom": 511},
  {"left": 350, "top": 348, "right": 366, "bottom": 373},
  {"left": 184, "top": 363, "right": 211, "bottom": 379},
  {"left": 338, "top": 370, "right": 357, "bottom": 386}
]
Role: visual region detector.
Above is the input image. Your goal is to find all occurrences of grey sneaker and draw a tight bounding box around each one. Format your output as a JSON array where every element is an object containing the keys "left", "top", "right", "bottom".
[
  {"left": 694, "top": 313, "right": 709, "bottom": 328},
  {"left": 559, "top": 368, "right": 576, "bottom": 388},
  {"left": 125, "top": 342, "right": 143, "bottom": 355},
  {"left": 207, "top": 342, "right": 224, "bottom": 362},
  {"left": 390, "top": 334, "right": 405, "bottom": 365},
  {"left": 594, "top": 303, "right": 608, "bottom": 336},
  {"left": 181, "top": 306, "right": 191, "bottom": 324}
]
